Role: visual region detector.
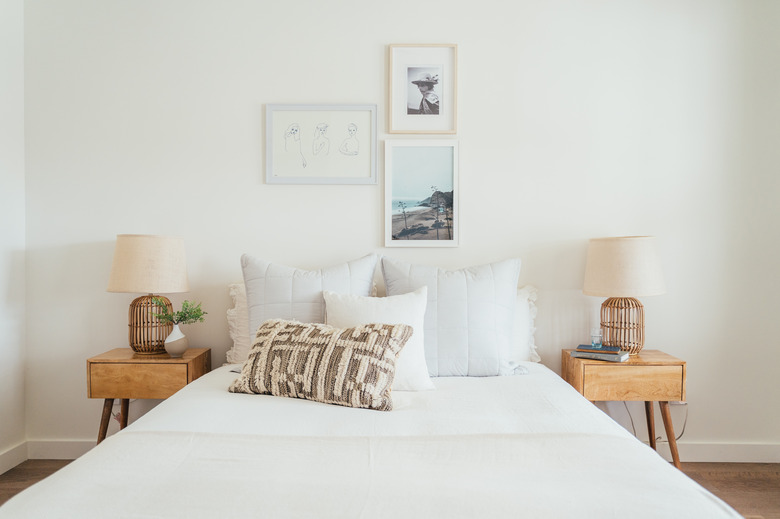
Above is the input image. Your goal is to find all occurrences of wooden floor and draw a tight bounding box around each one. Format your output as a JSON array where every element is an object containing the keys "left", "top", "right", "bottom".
[
  {"left": 681, "top": 463, "right": 780, "bottom": 519},
  {"left": 1, "top": 460, "right": 778, "bottom": 517},
  {"left": 0, "top": 460, "right": 71, "bottom": 506}
]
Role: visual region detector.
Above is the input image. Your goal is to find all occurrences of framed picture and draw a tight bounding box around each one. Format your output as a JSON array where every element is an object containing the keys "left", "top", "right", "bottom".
[
  {"left": 388, "top": 44, "right": 457, "bottom": 134},
  {"left": 385, "top": 140, "right": 459, "bottom": 247},
  {"left": 266, "top": 104, "right": 377, "bottom": 184}
]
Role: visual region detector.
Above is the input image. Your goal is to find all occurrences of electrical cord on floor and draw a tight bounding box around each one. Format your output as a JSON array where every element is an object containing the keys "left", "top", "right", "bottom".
[{"left": 622, "top": 401, "right": 688, "bottom": 443}]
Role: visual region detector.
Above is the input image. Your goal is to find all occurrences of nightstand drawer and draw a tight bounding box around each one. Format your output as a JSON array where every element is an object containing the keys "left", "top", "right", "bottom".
[
  {"left": 561, "top": 349, "right": 686, "bottom": 469},
  {"left": 583, "top": 364, "right": 684, "bottom": 401},
  {"left": 87, "top": 348, "right": 211, "bottom": 444},
  {"left": 89, "top": 363, "right": 188, "bottom": 399}
]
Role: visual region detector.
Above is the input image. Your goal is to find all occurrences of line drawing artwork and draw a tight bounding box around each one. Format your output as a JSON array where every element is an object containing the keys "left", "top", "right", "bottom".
[
  {"left": 284, "top": 123, "right": 307, "bottom": 168},
  {"left": 266, "top": 104, "right": 376, "bottom": 184},
  {"left": 312, "top": 123, "right": 330, "bottom": 156},
  {"left": 339, "top": 123, "right": 360, "bottom": 156}
]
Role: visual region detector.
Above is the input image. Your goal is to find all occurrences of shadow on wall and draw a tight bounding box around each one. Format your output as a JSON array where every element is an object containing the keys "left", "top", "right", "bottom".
[
  {"left": 25, "top": 240, "right": 231, "bottom": 360},
  {"left": 518, "top": 238, "right": 601, "bottom": 372},
  {"left": 25, "top": 241, "right": 126, "bottom": 358},
  {"left": 1, "top": 249, "right": 26, "bottom": 309},
  {"left": 23, "top": 237, "right": 624, "bottom": 374}
]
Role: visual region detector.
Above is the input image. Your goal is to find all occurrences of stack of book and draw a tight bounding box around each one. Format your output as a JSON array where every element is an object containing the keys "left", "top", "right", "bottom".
[{"left": 570, "top": 344, "right": 629, "bottom": 362}]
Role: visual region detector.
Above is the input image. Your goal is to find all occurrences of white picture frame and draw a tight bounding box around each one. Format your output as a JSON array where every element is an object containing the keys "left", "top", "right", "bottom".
[
  {"left": 266, "top": 104, "right": 377, "bottom": 184},
  {"left": 388, "top": 44, "right": 457, "bottom": 134},
  {"left": 385, "top": 140, "right": 459, "bottom": 247}
]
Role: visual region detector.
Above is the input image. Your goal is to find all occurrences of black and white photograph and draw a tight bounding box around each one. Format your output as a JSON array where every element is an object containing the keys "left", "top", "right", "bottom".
[
  {"left": 389, "top": 44, "right": 457, "bottom": 133},
  {"left": 406, "top": 66, "right": 442, "bottom": 115}
]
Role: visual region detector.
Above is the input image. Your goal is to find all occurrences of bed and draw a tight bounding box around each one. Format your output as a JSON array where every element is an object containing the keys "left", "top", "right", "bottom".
[{"left": 0, "top": 255, "right": 740, "bottom": 518}]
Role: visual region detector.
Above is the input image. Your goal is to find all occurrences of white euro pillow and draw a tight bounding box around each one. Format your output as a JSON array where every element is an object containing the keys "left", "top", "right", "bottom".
[
  {"left": 381, "top": 257, "right": 522, "bottom": 377},
  {"left": 241, "top": 254, "right": 378, "bottom": 345},
  {"left": 324, "top": 287, "right": 434, "bottom": 391},
  {"left": 227, "top": 281, "right": 538, "bottom": 367}
]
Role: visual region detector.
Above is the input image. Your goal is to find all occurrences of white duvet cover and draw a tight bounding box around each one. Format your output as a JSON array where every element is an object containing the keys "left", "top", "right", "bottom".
[{"left": 1, "top": 364, "right": 740, "bottom": 518}]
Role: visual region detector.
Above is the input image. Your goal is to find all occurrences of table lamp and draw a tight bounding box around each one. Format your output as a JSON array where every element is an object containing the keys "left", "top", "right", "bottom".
[
  {"left": 107, "top": 234, "right": 189, "bottom": 354},
  {"left": 582, "top": 236, "right": 665, "bottom": 355}
]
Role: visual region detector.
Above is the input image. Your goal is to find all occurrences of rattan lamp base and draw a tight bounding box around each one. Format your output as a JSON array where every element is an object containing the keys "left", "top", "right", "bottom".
[
  {"left": 128, "top": 294, "right": 173, "bottom": 355},
  {"left": 600, "top": 296, "right": 645, "bottom": 355}
]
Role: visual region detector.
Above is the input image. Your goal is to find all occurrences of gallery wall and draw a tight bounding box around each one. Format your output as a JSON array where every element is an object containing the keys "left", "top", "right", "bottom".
[{"left": 18, "top": 0, "right": 780, "bottom": 460}]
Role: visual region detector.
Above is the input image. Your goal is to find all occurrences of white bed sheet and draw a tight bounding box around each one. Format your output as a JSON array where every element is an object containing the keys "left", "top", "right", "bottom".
[
  {"left": 128, "top": 363, "right": 637, "bottom": 439},
  {"left": 1, "top": 364, "right": 740, "bottom": 518}
]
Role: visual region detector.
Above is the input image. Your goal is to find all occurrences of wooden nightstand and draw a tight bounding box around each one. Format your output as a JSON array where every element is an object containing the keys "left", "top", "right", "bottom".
[
  {"left": 87, "top": 348, "right": 211, "bottom": 443},
  {"left": 561, "top": 349, "right": 686, "bottom": 468}
]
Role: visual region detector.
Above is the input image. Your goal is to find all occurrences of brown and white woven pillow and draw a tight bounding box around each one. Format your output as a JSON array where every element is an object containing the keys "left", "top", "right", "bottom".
[{"left": 229, "top": 319, "right": 413, "bottom": 411}]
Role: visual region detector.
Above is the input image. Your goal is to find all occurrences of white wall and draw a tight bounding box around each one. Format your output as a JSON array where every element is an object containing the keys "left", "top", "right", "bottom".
[
  {"left": 21, "top": 0, "right": 780, "bottom": 460},
  {"left": 0, "top": 0, "right": 28, "bottom": 472}
]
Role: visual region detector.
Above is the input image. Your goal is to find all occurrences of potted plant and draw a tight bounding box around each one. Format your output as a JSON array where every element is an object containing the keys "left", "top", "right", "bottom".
[{"left": 152, "top": 298, "right": 207, "bottom": 357}]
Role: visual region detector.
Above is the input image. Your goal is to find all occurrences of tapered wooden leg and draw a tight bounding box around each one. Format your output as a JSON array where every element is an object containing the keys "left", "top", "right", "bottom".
[
  {"left": 645, "top": 401, "right": 656, "bottom": 450},
  {"left": 97, "top": 398, "right": 114, "bottom": 444},
  {"left": 659, "top": 401, "right": 681, "bottom": 469},
  {"left": 120, "top": 399, "right": 129, "bottom": 429}
]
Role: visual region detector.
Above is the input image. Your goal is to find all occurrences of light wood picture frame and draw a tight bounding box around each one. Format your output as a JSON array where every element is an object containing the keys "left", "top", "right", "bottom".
[
  {"left": 385, "top": 140, "right": 459, "bottom": 247},
  {"left": 266, "top": 104, "right": 377, "bottom": 184},
  {"left": 388, "top": 44, "right": 457, "bottom": 134}
]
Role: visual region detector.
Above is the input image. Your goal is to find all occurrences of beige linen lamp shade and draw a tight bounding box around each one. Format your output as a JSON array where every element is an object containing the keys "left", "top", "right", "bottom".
[
  {"left": 583, "top": 236, "right": 665, "bottom": 354},
  {"left": 108, "top": 234, "right": 189, "bottom": 354}
]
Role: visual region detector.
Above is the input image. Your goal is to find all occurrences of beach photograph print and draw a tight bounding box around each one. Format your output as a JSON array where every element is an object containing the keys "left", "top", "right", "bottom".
[
  {"left": 407, "top": 66, "right": 442, "bottom": 115},
  {"left": 266, "top": 104, "right": 376, "bottom": 184},
  {"left": 385, "top": 140, "right": 459, "bottom": 247}
]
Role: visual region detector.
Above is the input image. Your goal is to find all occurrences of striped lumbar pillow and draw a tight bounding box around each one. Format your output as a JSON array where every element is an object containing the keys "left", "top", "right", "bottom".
[{"left": 229, "top": 319, "right": 413, "bottom": 411}]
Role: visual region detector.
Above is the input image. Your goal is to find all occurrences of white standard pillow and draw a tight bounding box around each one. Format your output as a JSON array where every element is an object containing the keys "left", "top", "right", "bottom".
[
  {"left": 241, "top": 254, "right": 378, "bottom": 345},
  {"left": 381, "top": 257, "right": 522, "bottom": 377},
  {"left": 227, "top": 282, "right": 539, "bottom": 367},
  {"left": 323, "top": 287, "right": 434, "bottom": 391}
]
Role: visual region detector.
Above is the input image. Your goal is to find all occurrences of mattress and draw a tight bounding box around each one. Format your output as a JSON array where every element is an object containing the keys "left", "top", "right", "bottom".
[{"left": 0, "top": 363, "right": 740, "bottom": 518}]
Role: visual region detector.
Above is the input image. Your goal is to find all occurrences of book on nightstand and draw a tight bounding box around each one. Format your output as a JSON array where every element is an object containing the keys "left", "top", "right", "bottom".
[
  {"left": 570, "top": 350, "right": 630, "bottom": 363},
  {"left": 576, "top": 344, "right": 623, "bottom": 354}
]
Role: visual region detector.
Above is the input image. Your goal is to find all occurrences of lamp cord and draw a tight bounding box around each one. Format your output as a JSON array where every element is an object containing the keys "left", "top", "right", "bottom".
[
  {"left": 111, "top": 399, "right": 136, "bottom": 423},
  {"left": 622, "top": 401, "right": 688, "bottom": 443},
  {"left": 624, "top": 401, "right": 638, "bottom": 436}
]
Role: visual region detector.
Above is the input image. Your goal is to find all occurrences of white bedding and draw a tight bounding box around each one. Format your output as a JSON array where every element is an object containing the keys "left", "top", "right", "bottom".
[
  {"left": 130, "top": 363, "right": 634, "bottom": 438},
  {"left": 1, "top": 364, "right": 740, "bottom": 518}
]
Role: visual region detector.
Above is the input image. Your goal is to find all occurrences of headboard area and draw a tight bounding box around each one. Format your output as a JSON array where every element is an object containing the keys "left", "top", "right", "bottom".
[{"left": 226, "top": 255, "right": 539, "bottom": 380}]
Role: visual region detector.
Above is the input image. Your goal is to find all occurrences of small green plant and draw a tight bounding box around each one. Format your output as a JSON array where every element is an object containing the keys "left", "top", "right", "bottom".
[{"left": 152, "top": 297, "right": 207, "bottom": 325}]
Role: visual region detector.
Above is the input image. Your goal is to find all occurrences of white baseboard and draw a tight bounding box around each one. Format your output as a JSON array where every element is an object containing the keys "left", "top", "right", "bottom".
[
  {"left": 674, "top": 442, "right": 780, "bottom": 463},
  {"left": 1, "top": 440, "right": 95, "bottom": 474},
  {"left": 618, "top": 440, "right": 780, "bottom": 463},
  {"left": 26, "top": 440, "right": 94, "bottom": 460},
  {"left": 600, "top": 401, "right": 780, "bottom": 463},
  {"left": 0, "top": 442, "right": 28, "bottom": 475}
]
